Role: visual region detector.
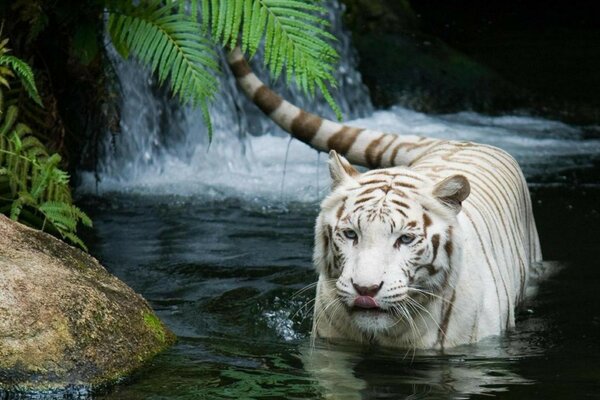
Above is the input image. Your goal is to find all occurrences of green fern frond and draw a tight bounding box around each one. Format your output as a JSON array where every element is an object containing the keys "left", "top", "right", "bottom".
[
  {"left": 107, "top": 0, "right": 220, "bottom": 135},
  {"left": 199, "top": 0, "right": 342, "bottom": 120},
  {"left": 0, "top": 55, "right": 43, "bottom": 106},
  {"left": 39, "top": 201, "right": 78, "bottom": 229},
  {"left": 10, "top": 196, "right": 24, "bottom": 220},
  {"left": 0, "top": 58, "right": 90, "bottom": 249}
]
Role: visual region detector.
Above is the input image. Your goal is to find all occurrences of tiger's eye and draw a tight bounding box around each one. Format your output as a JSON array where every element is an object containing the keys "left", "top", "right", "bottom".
[
  {"left": 343, "top": 230, "right": 358, "bottom": 240},
  {"left": 396, "top": 234, "right": 415, "bottom": 246}
]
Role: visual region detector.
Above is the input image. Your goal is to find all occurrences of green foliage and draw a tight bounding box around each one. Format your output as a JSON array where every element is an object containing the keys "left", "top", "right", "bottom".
[
  {"left": 0, "top": 38, "right": 42, "bottom": 106},
  {"left": 200, "top": 0, "right": 341, "bottom": 119},
  {"left": 0, "top": 38, "right": 91, "bottom": 250},
  {"left": 108, "top": 0, "right": 220, "bottom": 137},
  {"left": 143, "top": 312, "right": 167, "bottom": 343},
  {"left": 107, "top": 0, "right": 342, "bottom": 131}
]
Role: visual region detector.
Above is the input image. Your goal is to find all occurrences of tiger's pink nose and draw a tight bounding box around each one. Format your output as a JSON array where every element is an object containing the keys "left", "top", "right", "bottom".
[{"left": 352, "top": 281, "right": 383, "bottom": 297}]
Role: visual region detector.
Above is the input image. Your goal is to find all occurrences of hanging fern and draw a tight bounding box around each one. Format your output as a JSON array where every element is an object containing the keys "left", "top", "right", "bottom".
[
  {"left": 106, "top": 0, "right": 342, "bottom": 131},
  {"left": 107, "top": 0, "right": 220, "bottom": 137},
  {"left": 199, "top": 0, "right": 341, "bottom": 119},
  {"left": 0, "top": 38, "right": 91, "bottom": 250},
  {"left": 0, "top": 38, "right": 43, "bottom": 106}
]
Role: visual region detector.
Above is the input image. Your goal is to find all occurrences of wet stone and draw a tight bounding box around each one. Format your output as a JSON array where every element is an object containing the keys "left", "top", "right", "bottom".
[{"left": 0, "top": 215, "right": 175, "bottom": 396}]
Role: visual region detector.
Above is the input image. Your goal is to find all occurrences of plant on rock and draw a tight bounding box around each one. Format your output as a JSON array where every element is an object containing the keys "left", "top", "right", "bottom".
[{"left": 0, "top": 37, "right": 91, "bottom": 250}]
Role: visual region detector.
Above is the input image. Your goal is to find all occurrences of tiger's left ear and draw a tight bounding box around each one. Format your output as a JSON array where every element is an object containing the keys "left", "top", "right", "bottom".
[
  {"left": 329, "top": 150, "right": 358, "bottom": 190},
  {"left": 432, "top": 175, "right": 470, "bottom": 213}
]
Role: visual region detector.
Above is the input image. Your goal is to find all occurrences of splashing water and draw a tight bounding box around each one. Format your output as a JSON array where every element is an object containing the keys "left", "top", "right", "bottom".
[{"left": 263, "top": 297, "right": 308, "bottom": 341}]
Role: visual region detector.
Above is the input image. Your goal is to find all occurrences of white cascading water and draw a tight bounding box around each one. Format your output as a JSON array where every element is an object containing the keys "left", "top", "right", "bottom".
[{"left": 79, "top": 0, "right": 600, "bottom": 202}]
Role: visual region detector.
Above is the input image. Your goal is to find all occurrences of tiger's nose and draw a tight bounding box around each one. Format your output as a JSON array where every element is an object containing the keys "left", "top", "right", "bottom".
[{"left": 352, "top": 281, "right": 384, "bottom": 297}]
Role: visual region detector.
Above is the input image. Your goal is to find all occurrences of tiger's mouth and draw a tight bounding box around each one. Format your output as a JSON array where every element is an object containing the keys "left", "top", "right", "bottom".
[{"left": 350, "top": 295, "right": 388, "bottom": 314}]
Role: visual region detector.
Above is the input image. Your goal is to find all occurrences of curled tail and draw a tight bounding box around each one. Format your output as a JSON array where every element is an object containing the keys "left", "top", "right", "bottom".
[{"left": 227, "top": 47, "right": 439, "bottom": 169}]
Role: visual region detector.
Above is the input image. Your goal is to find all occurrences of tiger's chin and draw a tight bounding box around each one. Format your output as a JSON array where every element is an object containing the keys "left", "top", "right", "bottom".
[{"left": 349, "top": 307, "right": 396, "bottom": 333}]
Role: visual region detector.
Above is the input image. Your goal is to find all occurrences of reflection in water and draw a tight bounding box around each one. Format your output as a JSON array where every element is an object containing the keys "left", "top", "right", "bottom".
[
  {"left": 78, "top": 193, "right": 599, "bottom": 400},
  {"left": 301, "top": 334, "right": 537, "bottom": 399}
]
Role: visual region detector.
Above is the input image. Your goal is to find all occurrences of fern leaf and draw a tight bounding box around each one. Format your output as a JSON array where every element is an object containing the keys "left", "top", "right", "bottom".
[
  {"left": 10, "top": 197, "right": 23, "bottom": 220},
  {"left": 70, "top": 204, "right": 93, "bottom": 228},
  {"left": 0, "top": 104, "right": 18, "bottom": 136},
  {"left": 61, "top": 231, "right": 88, "bottom": 252},
  {"left": 201, "top": 0, "right": 211, "bottom": 33},
  {"left": 108, "top": 2, "right": 220, "bottom": 135},
  {"left": 0, "top": 97, "right": 90, "bottom": 249},
  {"left": 39, "top": 201, "right": 78, "bottom": 231},
  {"left": 201, "top": 0, "right": 341, "bottom": 119},
  {"left": 215, "top": 0, "right": 228, "bottom": 43},
  {"left": 0, "top": 55, "right": 43, "bottom": 106},
  {"left": 190, "top": 0, "right": 199, "bottom": 20}
]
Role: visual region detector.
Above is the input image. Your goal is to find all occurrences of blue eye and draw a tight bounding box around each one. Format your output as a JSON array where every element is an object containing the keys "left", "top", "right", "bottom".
[
  {"left": 343, "top": 230, "right": 358, "bottom": 240},
  {"left": 396, "top": 234, "right": 415, "bottom": 246}
]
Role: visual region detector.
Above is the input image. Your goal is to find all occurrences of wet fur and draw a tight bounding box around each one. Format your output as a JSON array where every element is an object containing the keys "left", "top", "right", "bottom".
[{"left": 228, "top": 47, "right": 542, "bottom": 349}]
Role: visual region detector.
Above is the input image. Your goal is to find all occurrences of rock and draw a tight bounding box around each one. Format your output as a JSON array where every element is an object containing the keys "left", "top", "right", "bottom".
[
  {"left": 351, "top": 32, "right": 528, "bottom": 112},
  {"left": 0, "top": 215, "right": 175, "bottom": 395},
  {"left": 341, "top": 0, "right": 420, "bottom": 35}
]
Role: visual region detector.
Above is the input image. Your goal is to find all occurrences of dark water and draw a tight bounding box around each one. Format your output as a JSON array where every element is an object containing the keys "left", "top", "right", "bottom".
[
  {"left": 64, "top": 0, "right": 600, "bottom": 395},
  {"left": 77, "top": 159, "right": 600, "bottom": 399}
]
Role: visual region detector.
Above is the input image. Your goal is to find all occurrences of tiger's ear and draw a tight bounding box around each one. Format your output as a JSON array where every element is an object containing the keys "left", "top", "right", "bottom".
[
  {"left": 329, "top": 150, "right": 358, "bottom": 190},
  {"left": 432, "top": 175, "right": 470, "bottom": 213}
]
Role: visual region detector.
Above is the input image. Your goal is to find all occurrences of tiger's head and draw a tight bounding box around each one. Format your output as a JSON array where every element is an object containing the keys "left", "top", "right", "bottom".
[{"left": 314, "top": 151, "right": 470, "bottom": 334}]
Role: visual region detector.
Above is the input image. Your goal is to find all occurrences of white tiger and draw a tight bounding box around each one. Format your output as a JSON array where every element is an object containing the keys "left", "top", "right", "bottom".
[{"left": 227, "top": 47, "right": 542, "bottom": 349}]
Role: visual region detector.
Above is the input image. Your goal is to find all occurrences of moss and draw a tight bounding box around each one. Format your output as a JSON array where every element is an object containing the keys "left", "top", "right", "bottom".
[
  {"left": 143, "top": 313, "right": 166, "bottom": 344},
  {"left": 0, "top": 216, "right": 176, "bottom": 393}
]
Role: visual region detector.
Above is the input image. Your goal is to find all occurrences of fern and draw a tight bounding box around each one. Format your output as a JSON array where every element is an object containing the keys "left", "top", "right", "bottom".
[
  {"left": 0, "top": 124, "right": 92, "bottom": 249},
  {"left": 107, "top": 0, "right": 220, "bottom": 137},
  {"left": 0, "top": 37, "right": 91, "bottom": 250},
  {"left": 200, "top": 0, "right": 341, "bottom": 119},
  {"left": 106, "top": 0, "right": 342, "bottom": 130},
  {"left": 0, "top": 38, "right": 43, "bottom": 106}
]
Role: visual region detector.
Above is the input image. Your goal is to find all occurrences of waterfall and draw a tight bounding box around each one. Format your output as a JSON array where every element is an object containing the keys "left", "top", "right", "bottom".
[
  {"left": 79, "top": 0, "right": 600, "bottom": 201},
  {"left": 80, "top": 0, "right": 372, "bottom": 202}
]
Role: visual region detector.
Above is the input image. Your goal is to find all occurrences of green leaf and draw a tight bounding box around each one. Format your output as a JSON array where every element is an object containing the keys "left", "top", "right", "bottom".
[
  {"left": 107, "top": 2, "right": 220, "bottom": 133},
  {"left": 0, "top": 55, "right": 43, "bottom": 106},
  {"left": 202, "top": 0, "right": 342, "bottom": 119},
  {"left": 0, "top": 92, "right": 90, "bottom": 249}
]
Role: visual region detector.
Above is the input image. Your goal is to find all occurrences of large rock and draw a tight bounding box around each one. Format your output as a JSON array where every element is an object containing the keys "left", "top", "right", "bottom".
[{"left": 0, "top": 215, "right": 175, "bottom": 395}]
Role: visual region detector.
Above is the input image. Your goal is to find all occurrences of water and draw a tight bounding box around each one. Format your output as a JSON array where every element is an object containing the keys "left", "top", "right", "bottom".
[
  {"left": 80, "top": 181, "right": 600, "bottom": 399},
  {"left": 84, "top": 0, "right": 371, "bottom": 196},
  {"left": 72, "top": 1, "right": 600, "bottom": 398}
]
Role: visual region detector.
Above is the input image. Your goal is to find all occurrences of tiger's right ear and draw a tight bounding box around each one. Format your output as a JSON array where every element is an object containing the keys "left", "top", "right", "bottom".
[
  {"left": 329, "top": 150, "right": 358, "bottom": 190},
  {"left": 432, "top": 174, "right": 470, "bottom": 213}
]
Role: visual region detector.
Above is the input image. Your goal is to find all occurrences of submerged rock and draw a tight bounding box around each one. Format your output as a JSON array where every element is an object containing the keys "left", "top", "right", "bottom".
[{"left": 0, "top": 215, "right": 175, "bottom": 395}]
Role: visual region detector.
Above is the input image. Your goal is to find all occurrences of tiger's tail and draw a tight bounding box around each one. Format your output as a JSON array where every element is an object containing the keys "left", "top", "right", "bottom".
[{"left": 226, "top": 47, "right": 439, "bottom": 169}]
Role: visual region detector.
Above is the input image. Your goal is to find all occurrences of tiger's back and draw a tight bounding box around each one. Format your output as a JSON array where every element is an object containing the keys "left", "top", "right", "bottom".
[{"left": 227, "top": 48, "right": 541, "bottom": 348}]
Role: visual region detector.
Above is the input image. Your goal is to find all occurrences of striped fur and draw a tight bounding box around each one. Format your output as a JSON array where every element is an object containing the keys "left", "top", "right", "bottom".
[{"left": 228, "top": 47, "right": 542, "bottom": 348}]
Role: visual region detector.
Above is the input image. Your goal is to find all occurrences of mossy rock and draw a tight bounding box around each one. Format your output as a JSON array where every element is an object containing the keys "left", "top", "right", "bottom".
[{"left": 0, "top": 215, "right": 175, "bottom": 396}]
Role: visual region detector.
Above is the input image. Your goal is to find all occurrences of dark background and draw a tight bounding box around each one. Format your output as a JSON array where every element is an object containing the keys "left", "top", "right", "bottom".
[
  {"left": 413, "top": 0, "right": 600, "bottom": 109},
  {"left": 343, "top": 0, "right": 600, "bottom": 124}
]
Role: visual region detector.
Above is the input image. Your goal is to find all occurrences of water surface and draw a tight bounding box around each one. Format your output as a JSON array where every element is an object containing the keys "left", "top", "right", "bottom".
[
  {"left": 76, "top": 1, "right": 600, "bottom": 396},
  {"left": 81, "top": 154, "right": 600, "bottom": 399}
]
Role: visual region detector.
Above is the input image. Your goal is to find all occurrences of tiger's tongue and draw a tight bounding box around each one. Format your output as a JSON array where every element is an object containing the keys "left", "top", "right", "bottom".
[{"left": 354, "top": 296, "right": 379, "bottom": 309}]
